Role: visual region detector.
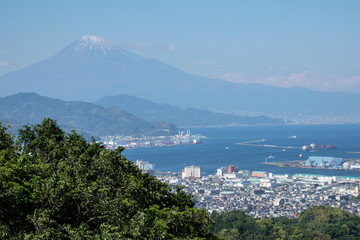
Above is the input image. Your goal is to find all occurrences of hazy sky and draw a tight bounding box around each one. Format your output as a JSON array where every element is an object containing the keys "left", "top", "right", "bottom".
[{"left": 1, "top": 1, "right": 360, "bottom": 93}]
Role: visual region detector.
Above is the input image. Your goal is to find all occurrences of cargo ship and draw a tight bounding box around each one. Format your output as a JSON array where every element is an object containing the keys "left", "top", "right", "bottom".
[
  {"left": 192, "top": 139, "right": 203, "bottom": 144},
  {"left": 302, "top": 143, "right": 337, "bottom": 151}
]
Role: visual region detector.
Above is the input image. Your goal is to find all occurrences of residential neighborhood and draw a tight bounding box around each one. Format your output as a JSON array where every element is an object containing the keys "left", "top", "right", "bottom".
[{"left": 157, "top": 165, "right": 360, "bottom": 219}]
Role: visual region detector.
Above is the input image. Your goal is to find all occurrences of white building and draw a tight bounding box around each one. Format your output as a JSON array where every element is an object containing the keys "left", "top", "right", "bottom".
[
  {"left": 136, "top": 160, "right": 155, "bottom": 175},
  {"left": 318, "top": 176, "right": 336, "bottom": 184},
  {"left": 223, "top": 173, "right": 239, "bottom": 179},
  {"left": 260, "top": 178, "right": 277, "bottom": 188},
  {"left": 182, "top": 165, "right": 202, "bottom": 179},
  {"left": 273, "top": 197, "right": 285, "bottom": 206},
  {"left": 216, "top": 167, "right": 227, "bottom": 176}
]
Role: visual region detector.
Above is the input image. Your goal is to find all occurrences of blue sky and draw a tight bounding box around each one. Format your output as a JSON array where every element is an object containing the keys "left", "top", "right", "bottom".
[{"left": 1, "top": 0, "right": 360, "bottom": 92}]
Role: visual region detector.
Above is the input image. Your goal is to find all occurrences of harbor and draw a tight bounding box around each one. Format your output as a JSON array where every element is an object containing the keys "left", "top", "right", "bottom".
[{"left": 124, "top": 124, "right": 360, "bottom": 178}]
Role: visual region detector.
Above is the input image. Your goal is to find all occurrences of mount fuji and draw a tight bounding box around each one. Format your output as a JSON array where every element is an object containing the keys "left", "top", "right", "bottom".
[
  {"left": 0, "top": 35, "right": 221, "bottom": 105},
  {"left": 1, "top": 35, "right": 360, "bottom": 120}
]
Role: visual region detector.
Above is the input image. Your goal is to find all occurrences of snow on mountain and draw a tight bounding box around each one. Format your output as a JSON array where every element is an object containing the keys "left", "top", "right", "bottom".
[
  {"left": 81, "top": 35, "right": 104, "bottom": 44},
  {"left": 61, "top": 35, "right": 131, "bottom": 57},
  {"left": 74, "top": 35, "right": 111, "bottom": 53}
]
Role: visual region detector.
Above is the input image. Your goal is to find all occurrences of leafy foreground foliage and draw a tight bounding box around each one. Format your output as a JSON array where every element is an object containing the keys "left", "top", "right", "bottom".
[
  {"left": 0, "top": 119, "right": 214, "bottom": 239},
  {"left": 210, "top": 206, "right": 360, "bottom": 240}
]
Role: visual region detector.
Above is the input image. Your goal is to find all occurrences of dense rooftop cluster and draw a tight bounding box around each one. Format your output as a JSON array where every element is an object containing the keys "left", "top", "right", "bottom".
[{"left": 158, "top": 170, "right": 360, "bottom": 219}]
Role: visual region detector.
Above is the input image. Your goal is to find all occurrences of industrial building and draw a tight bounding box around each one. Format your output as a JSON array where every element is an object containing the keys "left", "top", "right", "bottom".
[
  {"left": 251, "top": 171, "right": 268, "bottom": 178},
  {"left": 305, "top": 156, "right": 344, "bottom": 168}
]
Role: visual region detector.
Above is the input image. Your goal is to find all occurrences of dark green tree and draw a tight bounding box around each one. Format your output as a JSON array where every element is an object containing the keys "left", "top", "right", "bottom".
[
  {"left": 0, "top": 123, "right": 13, "bottom": 150},
  {"left": 0, "top": 122, "right": 17, "bottom": 161}
]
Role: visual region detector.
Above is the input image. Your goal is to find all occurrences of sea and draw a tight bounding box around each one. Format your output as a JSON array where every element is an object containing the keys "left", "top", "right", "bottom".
[{"left": 123, "top": 124, "right": 360, "bottom": 178}]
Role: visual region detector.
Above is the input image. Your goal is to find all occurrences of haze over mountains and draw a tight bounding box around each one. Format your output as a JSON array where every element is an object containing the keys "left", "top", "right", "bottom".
[
  {"left": 0, "top": 92, "right": 178, "bottom": 138},
  {"left": 95, "top": 95, "right": 284, "bottom": 126},
  {"left": 0, "top": 93, "right": 284, "bottom": 138},
  {"left": 1, "top": 35, "right": 360, "bottom": 122}
]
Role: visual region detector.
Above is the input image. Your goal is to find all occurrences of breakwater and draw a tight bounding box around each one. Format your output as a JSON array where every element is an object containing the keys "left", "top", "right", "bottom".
[{"left": 236, "top": 139, "right": 302, "bottom": 149}]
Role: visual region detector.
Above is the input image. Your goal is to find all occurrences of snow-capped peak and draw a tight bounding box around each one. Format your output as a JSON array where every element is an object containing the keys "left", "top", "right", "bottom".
[
  {"left": 59, "top": 35, "right": 133, "bottom": 58},
  {"left": 81, "top": 35, "right": 105, "bottom": 44},
  {"left": 72, "top": 35, "right": 116, "bottom": 55}
]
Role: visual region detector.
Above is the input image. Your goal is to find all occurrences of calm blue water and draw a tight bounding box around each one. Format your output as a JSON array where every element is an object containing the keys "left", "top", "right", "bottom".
[{"left": 123, "top": 124, "right": 360, "bottom": 177}]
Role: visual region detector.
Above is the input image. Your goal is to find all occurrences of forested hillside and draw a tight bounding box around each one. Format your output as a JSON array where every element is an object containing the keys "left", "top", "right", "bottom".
[
  {"left": 0, "top": 93, "right": 179, "bottom": 138},
  {"left": 95, "top": 95, "right": 285, "bottom": 126}
]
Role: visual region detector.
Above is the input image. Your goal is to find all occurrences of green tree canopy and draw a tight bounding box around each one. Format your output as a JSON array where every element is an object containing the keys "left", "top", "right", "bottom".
[
  {"left": 211, "top": 206, "right": 360, "bottom": 240},
  {"left": 0, "top": 118, "right": 213, "bottom": 239}
]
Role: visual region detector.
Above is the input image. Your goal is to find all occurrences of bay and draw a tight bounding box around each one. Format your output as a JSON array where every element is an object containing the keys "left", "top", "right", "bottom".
[{"left": 123, "top": 124, "right": 360, "bottom": 177}]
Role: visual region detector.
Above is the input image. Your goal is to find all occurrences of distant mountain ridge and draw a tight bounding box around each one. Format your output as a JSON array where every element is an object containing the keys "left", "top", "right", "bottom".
[
  {"left": 0, "top": 92, "right": 178, "bottom": 138},
  {"left": 1, "top": 35, "right": 360, "bottom": 120},
  {"left": 95, "top": 95, "right": 285, "bottom": 126}
]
